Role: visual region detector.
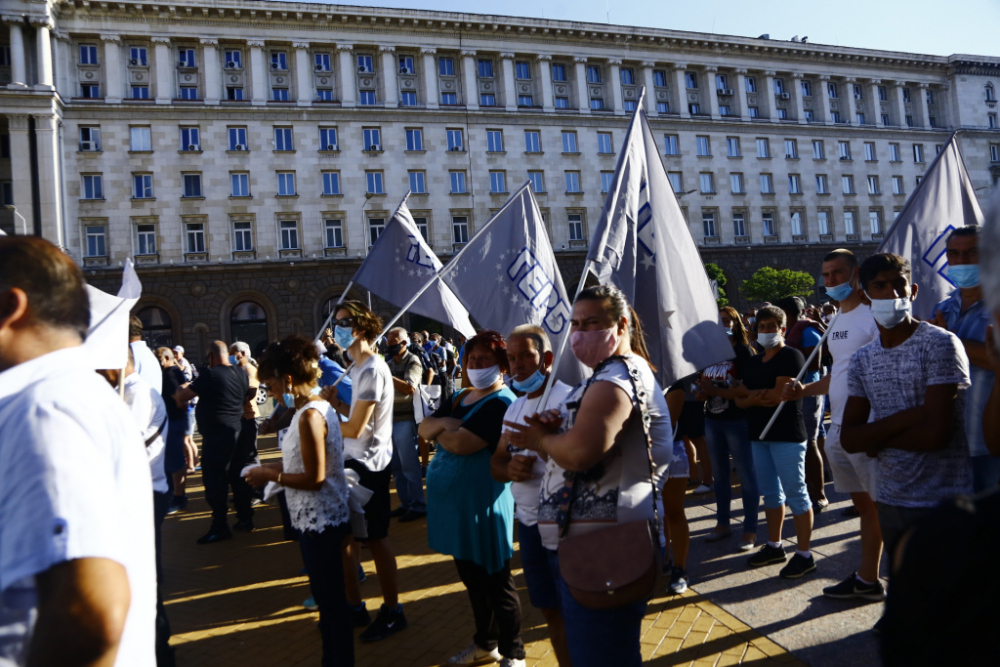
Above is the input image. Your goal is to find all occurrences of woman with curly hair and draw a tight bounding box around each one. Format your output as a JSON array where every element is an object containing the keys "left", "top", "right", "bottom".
[
  {"left": 245, "top": 335, "right": 353, "bottom": 666},
  {"left": 418, "top": 330, "right": 525, "bottom": 667}
]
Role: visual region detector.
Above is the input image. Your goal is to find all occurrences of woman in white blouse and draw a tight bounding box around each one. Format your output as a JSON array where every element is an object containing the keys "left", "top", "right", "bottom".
[{"left": 246, "top": 335, "right": 352, "bottom": 667}]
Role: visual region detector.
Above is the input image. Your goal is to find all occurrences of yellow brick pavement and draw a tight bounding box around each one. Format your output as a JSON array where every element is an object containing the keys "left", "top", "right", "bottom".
[{"left": 161, "top": 436, "right": 804, "bottom": 666}]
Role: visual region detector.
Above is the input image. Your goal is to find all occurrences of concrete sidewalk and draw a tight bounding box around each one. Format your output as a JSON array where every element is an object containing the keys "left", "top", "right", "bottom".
[{"left": 161, "top": 434, "right": 805, "bottom": 666}]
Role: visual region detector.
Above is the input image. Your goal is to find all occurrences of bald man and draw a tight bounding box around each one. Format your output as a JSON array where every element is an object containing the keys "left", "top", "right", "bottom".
[{"left": 174, "top": 341, "right": 252, "bottom": 544}]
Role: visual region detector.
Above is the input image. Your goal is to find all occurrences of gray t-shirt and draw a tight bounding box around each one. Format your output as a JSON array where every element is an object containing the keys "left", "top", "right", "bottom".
[{"left": 847, "top": 322, "right": 973, "bottom": 508}]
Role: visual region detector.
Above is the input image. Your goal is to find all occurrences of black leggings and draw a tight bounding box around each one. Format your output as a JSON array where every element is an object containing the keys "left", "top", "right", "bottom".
[{"left": 454, "top": 558, "right": 525, "bottom": 660}]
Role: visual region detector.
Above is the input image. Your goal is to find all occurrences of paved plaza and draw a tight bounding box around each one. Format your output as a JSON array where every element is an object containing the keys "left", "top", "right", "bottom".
[{"left": 161, "top": 434, "right": 882, "bottom": 666}]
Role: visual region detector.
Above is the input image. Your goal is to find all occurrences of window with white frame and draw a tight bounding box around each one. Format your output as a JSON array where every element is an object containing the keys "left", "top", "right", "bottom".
[
  {"left": 552, "top": 63, "right": 567, "bottom": 81},
  {"left": 132, "top": 174, "right": 153, "bottom": 199},
  {"left": 790, "top": 211, "right": 803, "bottom": 236},
  {"left": 516, "top": 61, "right": 531, "bottom": 79},
  {"left": 733, "top": 212, "right": 746, "bottom": 237},
  {"left": 182, "top": 173, "right": 202, "bottom": 197},
  {"left": 131, "top": 87, "right": 149, "bottom": 101},
  {"left": 702, "top": 211, "right": 717, "bottom": 238},
  {"left": 314, "top": 52, "right": 331, "bottom": 72},
  {"left": 889, "top": 143, "right": 901, "bottom": 161},
  {"left": 699, "top": 172, "right": 715, "bottom": 194},
  {"left": 842, "top": 175, "right": 855, "bottom": 194},
  {"left": 414, "top": 216, "right": 429, "bottom": 242},
  {"left": 185, "top": 223, "right": 205, "bottom": 253},
  {"left": 486, "top": 130, "right": 504, "bottom": 152},
  {"left": 478, "top": 59, "right": 494, "bottom": 78},
  {"left": 79, "top": 127, "right": 101, "bottom": 151},
  {"left": 322, "top": 171, "right": 341, "bottom": 195},
  {"left": 135, "top": 223, "right": 156, "bottom": 255},
  {"left": 867, "top": 175, "right": 880, "bottom": 195},
  {"left": 562, "top": 131, "right": 578, "bottom": 153},
  {"left": 788, "top": 174, "right": 802, "bottom": 194},
  {"left": 816, "top": 174, "right": 829, "bottom": 194},
  {"left": 684, "top": 72, "right": 698, "bottom": 88},
  {"left": 869, "top": 210, "right": 882, "bottom": 234},
  {"left": 324, "top": 219, "right": 343, "bottom": 248},
  {"left": 524, "top": 130, "right": 541, "bottom": 153},
  {"left": 320, "top": 127, "right": 338, "bottom": 151},
  {"left": 528, "top": 171, "right": 545, "bottom": 193},
  {"left": 762, "top": 212, "right": 776, "bottom": 237},
  {"left": 229, "top": 127, "right": 248, "bottom": 150},
  {"left": 667, "top": 172, "right": 682, "bottom": 193},
  {"left": 913, "top": 143, "right": 924, "bottom": 163},
  {"left": 587, "top": 65, "right": 602, "bottom": 84},
  {"left": 892, "top": 175, "right": 904, "bottom": 195},
  {"left": 273, "top": 127, "right": 293, "bottom": 151},
  {"left": 828, "top": 82, "right": 838, "bottom": 98},
  {"left": 756, "top": 138, "right": 770, "bottom": 158},
  {"left": 727, "top": 137, "right": 741, "bottom": 157},
  {"left": 130, "top": 127, "right": 151, "bottom": 151},
  {"left": 231, "top": 172, "right": 250, "bottom": 197},
  {"left": 745, "top": 76, "right": 757, "bottom": 93},
  {"left": 450, "top": 171, "right": 467, "bottom": 194},
  {"left": 438, "top": 57, "right": 454, "bottom": 76},
  {"left": 363, "top": 128, "right": 381, "bottom": 151},
  {"left": 81, "top": 174, "right": 103, "bottom": 199},
  {"left": 730, "top": 173, "right": 745, "bottom": 194},
  {"left": 490, "top": 170, "right": 507, "bottom": 194},
  {"left": 784, "top": 139, "right": 798, "bottom": 158},
  {"left": 180, "top": 127, "right": 200, "bottom": 151},
  {"left": 226, "top": 86, "right": 244, "bottom": 100},
  {"left": 760, "top": 173, "right": 774, "bottom": 193},
  {"left": 225, "top": 50, "right": 242, "bottom": 69},
  {"left": 452, "top": 216, "right": 469, "bottom": 244},
  {"left": 178, "top": 48, "right": 196, "bottom": 68},
  {"left": 878, "top": 85, "right": 888, "bottom": 101},
  {"left": 864, "top": 142, "right": 877, "bottom": 161},
  {"left": 597, "top": 132, "right": 613, "bottom": 154},
  {"left": 696, "top": 135, "right": 711, "bottom": 156},
  {"left": 817, "top": 210, "right": 830, "bottom": 235},
  {"left": 844, "top": 210, "right": 856, "bottom": 235},
  {"left": 447, "top": 129, "right": 464, "bottom": 152},
  {"left": 277, "top": 172, "right": 296, "bottom": 196},
  {"left": 601, "top": 171, "right": 615, "bottom": 193},
  {"left": 400, "top": 92, "right": 417, "bottom": 106},
  {"left": 987, "top": 84, "right": 997, "bottom": 102},
  {"left": 664, "top": 134, "right": 679, "bottom": 155},
  {"left": 990, "top": 144, "right": 1000, "bottom": 163},
  {"left": 800, "top": 80, "right": 812, "bottom": 96},
  {"left": 568, "top": 213, "right": 584, "bottom": 241},
  {"left": 367, "top": 217, "right": 385, "bottom": 245},
  {"left": 366, "top": 171, "right": 384, "bottom": 194},
  {"left": 565, "top": 171, "right": 581, "bottom": 193},
  {"left": 408, "top": 170, "right": 426, "bottom": 194},
  {"left": 356, "top": 54, "right": 374, "bottom": 73},
  {"left": 776, "top": 108, "right": 788, "bottom": 120},
  {"left": 405, "top": 128, "right": 423, "bottom": 151},
  {"left": 79, "top": 44, "right": 99, "bottom": 65},
  {"left": 774, "top": 78, "right": 785, "bottom": 95},
  {"left": 839, "top": 141, "right": 851, "bottom": 159},
  {"left": 233, "top": 221, "right": 253, "bottom": 251},
  {"left": 359, "top": 91, "right": 377, "bottom": 105},
  {"left": 279, "top": 220, "right": 299, "bottom": 249},
  {"left": 478, "top": 93, "right": 493, "bottom": 106},
  {"left": 85, "top": 224, "right": 106, "bottom": 256}
]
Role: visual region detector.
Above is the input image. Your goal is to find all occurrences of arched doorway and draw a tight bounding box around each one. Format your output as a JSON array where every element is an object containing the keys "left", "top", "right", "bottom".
[
  {"left": 231, "top": 301, "right": 269, "bottom": 358},
  {"left": 137, "top": 306, "right": 173, "bottom": 349}
]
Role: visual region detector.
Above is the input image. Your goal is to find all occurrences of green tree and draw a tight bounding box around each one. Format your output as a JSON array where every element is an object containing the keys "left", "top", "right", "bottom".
[
  {"left": 704, "top": 263, "right": 729, "bottom": 308},
  {"left": 740, "top": 266, "right": 815, "bottom": 305}
]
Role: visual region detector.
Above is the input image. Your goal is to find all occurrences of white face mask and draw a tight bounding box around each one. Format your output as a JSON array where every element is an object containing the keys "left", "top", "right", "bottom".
[
  {"left": 466, "top": 364, "right": 501, "bottom": 389},
  {"left": 866, "top": 293, "right": 912, "bottom": 329},
  {"left": 758, "top": 332, "right": 782, "bottom": 349}
]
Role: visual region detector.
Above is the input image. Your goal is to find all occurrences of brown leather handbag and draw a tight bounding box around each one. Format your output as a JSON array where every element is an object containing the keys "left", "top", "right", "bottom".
[{"left": 556, "top": 356, "right": 663, "bottom": 610}]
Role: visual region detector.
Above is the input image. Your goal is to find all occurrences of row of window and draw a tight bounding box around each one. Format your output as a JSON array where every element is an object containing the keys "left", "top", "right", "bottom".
[
  {"left": 683, "top": 171, "right": 914, "bottom": 196},
  {"left": 676, "top": 135, "right": 940, "bottom": 163},
  {"left": 699, "top": 207, "right": 891, "bottom": 239}
]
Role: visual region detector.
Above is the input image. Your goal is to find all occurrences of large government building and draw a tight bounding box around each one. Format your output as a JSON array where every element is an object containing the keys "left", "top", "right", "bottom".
[{"left": 2, "top": 0, "right": 998, "bottom": 357}]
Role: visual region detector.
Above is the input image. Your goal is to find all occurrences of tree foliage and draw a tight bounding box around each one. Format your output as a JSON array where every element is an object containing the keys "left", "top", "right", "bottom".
[
  {"left": 740, "top": 266, "right": 815, "bottom": 306},
  {"left": 704, "top": 263, "right": 729, "bottom": 308}
]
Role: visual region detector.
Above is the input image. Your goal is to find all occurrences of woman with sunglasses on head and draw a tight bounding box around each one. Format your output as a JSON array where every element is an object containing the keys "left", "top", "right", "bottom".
[
  {"left": 244, "top": 335, "right": 353, "bottom": 667},
  {"left": 505, "top": 285, "right": 672, "bottom": 667},
  {"left": 418, "top": 330, "right": 525, "bottom": 667},
  {"left": 319, "top": 300, "right": 405, "bottom": 643}
]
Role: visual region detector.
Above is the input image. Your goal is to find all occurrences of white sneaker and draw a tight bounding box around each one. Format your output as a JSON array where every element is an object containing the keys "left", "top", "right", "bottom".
[
  {"left": 448, "top": 643, "right": 502, "bottom": 665},
  {"left": 499, "top": 659, "right": 526, "bottom": 667},
  {"left": 692, "top": 484, "right": 713, "bottom": 494}
]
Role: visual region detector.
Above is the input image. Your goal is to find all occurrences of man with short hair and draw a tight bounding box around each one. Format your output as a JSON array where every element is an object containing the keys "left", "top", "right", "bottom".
[
  {"left": 130, "top": 314, "right": 162, "bottom": 395},
  {"left": 229, "top": 341, "right": 263, "bottom": 499},
  {"left": 929, "top": 226, "right": 998, "bottom": 492},
  {"left": 0, "top": 236, "right": 156, "bottom": 665},
  {"left": 784, "top": 249, "right": 885, "bottom": 601},
  {"left": 174, "top": 341, "right": 253, "bottom": 544},
  {"left": 157, "top": 347, "right": 192, "bottom": 514},
  {"left": 385, "top": 327, "right": 426, "bottom": 521},
  {"left": 173, "top": 345, "right": 196, "bottom": 381}
]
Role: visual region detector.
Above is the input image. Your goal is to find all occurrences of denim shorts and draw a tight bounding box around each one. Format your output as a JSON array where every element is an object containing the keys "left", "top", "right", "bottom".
[
  {"left": 518, "top": 522, "right": 559, "bottom": 610},
  {"left": 666, "top": 440, "right": 690, "bottom": 479}
]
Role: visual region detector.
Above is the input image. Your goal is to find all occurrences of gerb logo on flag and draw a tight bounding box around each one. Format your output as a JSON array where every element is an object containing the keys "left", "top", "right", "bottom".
[
  {"left": 406, "top": 234, "right": 436, "bottom": 270},
  {"left": 506, "top": 246, "right": 571, "bottom": 335},
  {"left": 921, "top": 225, "right": 956, "bottom": 285}
]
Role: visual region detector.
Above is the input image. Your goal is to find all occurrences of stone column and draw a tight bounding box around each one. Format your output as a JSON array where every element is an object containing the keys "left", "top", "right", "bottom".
[
  {"left": 673, "top": 64, "right": 690, "bottom": 118},
  {"left": 53, "top": 31, "right": 72, "bottom": 98},
  {"left": 421, "top": 47, "right": 438, "bottom": 109},
  {"left": 818, "top": 75, "right": 833, "bottom": 124},
  {"left": 3, "top": 17, "right": 27, "bottom": 87},
  {"left": 919, "top": 83, "right": 932, "bottom": 129},
  {"left": 379, "top": 46, "right": 397, "bottom": 107},
  {"left": 608, "top": 59, "right": 623, "bottom": 114},
  {"left": 642, "top": 62, "right": 657, "bottom": 114},
  {"left": 34, "top": 114, "right": 64, "bottom": 246},
  {"left": 736, "top": 69, "right": 750, "bottom": 120},
  {"left": 762, "top": 70, "right": 776, "bottom": 120},
  {"left": 201, "top": 38, "right": 220, "bottom": 104},
  {"left": 100, "top": 34, "right": 122, "bottom": 102},
  {"left": 704, "top": 65, "right": 720, "bottom": 119},
  {"left": 6, "top": 115, "right": 32, "bottom": 231},
  {"left": 501, "top": 52, "right": 517, "bottom": 111},
  {"left": 293, "top": 42, "right": 312, "bottom": 106},
  {"left": 152, "top": 36, "right": 171, "bottom": 104},
  {"left": 844, "top": 77, "right": 858, "bottom": 125},
  {"left": 461, "top": 50, "right": 479, "bottom": 110},
  {"left": 894, "top": 81, "right": 908, "bottom": 127},
  {"left": 870, "top": 79, "right": 884, "bottom": 127},
  {"left": 574, "top": 57, "right": 589, "bottom": 113},
  {"left": 32, "top": 18, "right": 54, "bottom": 90},
  {"left": 792, "top": 73, "right": 806, "bottom": 123},
  {"left": 537, "top": 54, "right": 553, "bottom": 112},
  {"left": 337, "top": 44, "right": 355, "bottom": 108},
  {"left": 248, "top": 39, "right": 267, "bottom": 105}
]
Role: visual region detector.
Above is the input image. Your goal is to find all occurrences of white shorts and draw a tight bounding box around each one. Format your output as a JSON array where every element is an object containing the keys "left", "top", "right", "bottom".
[{"left": 826, "top": 422, "right": 878, "bottom": 498}]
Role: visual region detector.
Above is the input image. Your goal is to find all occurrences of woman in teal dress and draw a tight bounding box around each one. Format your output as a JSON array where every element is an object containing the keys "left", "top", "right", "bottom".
[{"left": 418, "top": 330, "right": 525, "bottom": 667}]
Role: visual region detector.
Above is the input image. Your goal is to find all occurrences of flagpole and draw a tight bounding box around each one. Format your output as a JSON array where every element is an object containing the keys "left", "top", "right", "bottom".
[
  {"left": 314, "top": 281, "right": 356, "bottom": 342},
  {"left": 536, "top": 260, "right": 592, "bottom": 411},
  {"left": 758, "top": 310, "right": 841, "bottom": 440}
]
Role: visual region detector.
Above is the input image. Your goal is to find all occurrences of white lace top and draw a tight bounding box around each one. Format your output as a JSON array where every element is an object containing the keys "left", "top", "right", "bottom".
[{"left": 282, "top": 400, "right": 350, "bottom": 533}]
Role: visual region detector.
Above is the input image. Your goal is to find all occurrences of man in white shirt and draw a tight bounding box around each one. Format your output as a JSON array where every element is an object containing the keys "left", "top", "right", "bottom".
[
  {"left": 130, "top": 315, "right": 162, "bottom": 395},
  {"left": 785, "top": 249, "right": 885, "bottom": 602},
  {"left": 492, "top": 325, "right": 573, "bottom": 667},
  {"left": 0, "top": 237, "right": 156, "bottom": 666}
]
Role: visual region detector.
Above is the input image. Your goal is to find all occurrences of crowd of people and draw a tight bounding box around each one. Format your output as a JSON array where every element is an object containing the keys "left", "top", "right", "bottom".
[{"left": 2, "top": 216, "right": 999, "bottom": 667}]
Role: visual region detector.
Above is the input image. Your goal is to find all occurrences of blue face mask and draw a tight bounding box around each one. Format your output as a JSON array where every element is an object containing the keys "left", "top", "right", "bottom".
[
  {"left": 283, "top": 393, "right": 296, "bottom": 408},
  {"left": 825, "top": 281, "right": 854, "bottom": 302},
  {"left": 229, "top": 355, "right": 238, "bottom": 365},
  {"left": 334, "top": 325, "right": 356, "bottom": 350},
  {"left": 947, "top": 264, "right": 980, "bottom": 288},
  {"left": 512, "top": 369, "right": 546, "bottom": 394}
]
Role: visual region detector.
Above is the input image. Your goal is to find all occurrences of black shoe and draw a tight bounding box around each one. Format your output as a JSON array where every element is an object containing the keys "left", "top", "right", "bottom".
[
  {"left": 841, "top": 505, "right": 860, "bottom": 518},
  {"left": 359, "top": 604, "right": 408, "bottom": 642},
  {"left": 351, "top": 602, "right": 372, "bottom": 627},
  {"left": 398, "top": 510, "right": 427, "bottom": 523},
  {"left": 389, "top": 507, "right": 408, "bottom": 518},
  {"left": 166, "top": 496, "right": 187, "bottom": 515},
  {"left": 747, "top": 544, "right": 787, "bottom": 568},
  {"left": 233, "top": 519, "right": 255, "bottom": 532},
  {"left": 779, "top": 553, "right": 817, "bottom": 579},
  {"left": 872, "top": 615, "right": 887, "bottom": 635},
  {"left": 196, "top": 528, "right": 232, "bottom": 544},
  {"left": 823, "top": 573, "right": 885, "bottom": 601}
]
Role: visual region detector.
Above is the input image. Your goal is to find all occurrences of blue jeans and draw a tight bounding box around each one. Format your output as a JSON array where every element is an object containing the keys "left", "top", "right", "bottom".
[
  {"left": 546, "top": 550, "right": 646, "bottom": 667},
  {"left": 389, "top": 419, "right": 426, "bottom": 512},
  {"left": 705, "top": 419, "right": 759, "bottom": 534},
  {"left": 751, "top": 440, "right": 811, "bottom": 516}
]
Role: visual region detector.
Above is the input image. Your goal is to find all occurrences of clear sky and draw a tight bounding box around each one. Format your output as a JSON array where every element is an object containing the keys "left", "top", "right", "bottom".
[{"left": 288, "top": 0, "right": 1000, "bottom": 58}]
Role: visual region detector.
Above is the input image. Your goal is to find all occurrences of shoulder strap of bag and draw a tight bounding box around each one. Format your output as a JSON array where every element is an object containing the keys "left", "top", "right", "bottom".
[{"left": 145, "top": 417, "right": 167, "bottom": 447}]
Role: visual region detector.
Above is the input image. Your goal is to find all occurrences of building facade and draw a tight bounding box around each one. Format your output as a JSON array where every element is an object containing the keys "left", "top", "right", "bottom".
[{"left": 2, "top": 0, "right": 998, "bottom": 357}]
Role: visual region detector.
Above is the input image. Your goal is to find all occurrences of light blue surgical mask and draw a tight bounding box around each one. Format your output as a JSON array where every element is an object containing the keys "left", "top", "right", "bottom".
[
  {"left": 947, "top": 264, "right": 980, "bottom": 289},
  {"left": 512, "top": 369, "right": 546, "bottom": 394},
  {"left": 825, "top": 281, "right": 855, "bottom": 302},
  {"left": 334, "top": 325, "right": 356, "bottom": 350},
  {"left": 865, "top": 292, "right": 912, "bottom": 329},
  {"left": 283, "top": 393, "right": 296, "bottom": 408},
  {"left": 229, "top": 355, "right": 239, "bottom": 365}
]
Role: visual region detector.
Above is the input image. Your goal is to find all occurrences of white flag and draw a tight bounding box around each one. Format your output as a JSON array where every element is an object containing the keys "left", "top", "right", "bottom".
[
  {"left": 877, "top": 133, "right": 984, "bottom": 319},
  {"left": 84, "top": 259, "right": 142, "bottom": 369},
  {"left": 353, "top": 194, "right": 475, "bottom": 337},
  {"left": 587, "top": 88, "right": 733, "bottom": 387}
]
